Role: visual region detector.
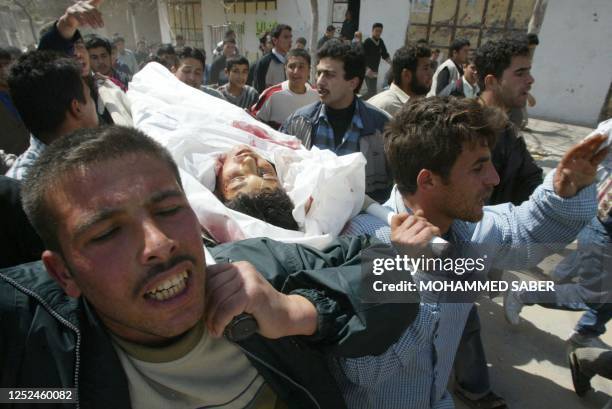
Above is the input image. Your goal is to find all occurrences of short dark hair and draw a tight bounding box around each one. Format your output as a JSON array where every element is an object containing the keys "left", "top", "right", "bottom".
[
  {"left": 474, "top": 36, "right": 530, "bottom": 90},
  {"left": 156, "top": 43, "right": 176, "bottom": 56},
  {"left": 272, "top": 24, "right": 292, "bottom": 39},
  {"left": 259, "top": 31, "right": 271, "bottom": 45},
  {"left": 392, "top": 44, "right": 431, "bottom": 87},
  {"left": 223, "top": 37, "right": 236, "bottom": 45},
  {"left": 0, "top": 47, "right": 10, "bottom": 61},
  {"left": 224, "top": 29, "right": 235, "bottom": 38},
  {"left": 8, "top": 51, "right": 85, "bottom": 139},
  {"left": 225, "top": 188, "right": 299, "bottom": 231},
  {"left": 372, "top": 22, "right": 383, "bottom": 30},
  {"left": 177, "top": 46, "right": 206, "bottom": 67},
  {"left": 296, "top": 37, "right": 307, "bottom": 46},
  {"left": 450, "top": 38, "right": 470, "bottom": 56},
  {"left": 225, "top": 55, "right": 249, "bottom": 71},
  {"left": 112, "top": 36, "right": 125, "bottom": 44},
  {"left": 326, "top": 25, "right": 336, "bottom": 32},
  {"left": 385, "top": 97, "right": 504, "bottom": 196},
  {"left": 317, "top": 39, "right": 366, "bottom": 93},
  {"left": 85, "top": 35, "right": 111, "bottom": 54},
  {"left": 287, "top": 48, "right": 311, "bottom": 66},
  {"left": 176, "top": 34, "right": 184, "bottom": 41},
  {"left": 21, "top": 126, "right": 182, "bottom": 252},
  {"left": 526, "top": 33, "right": 539, "bottom": 46}
]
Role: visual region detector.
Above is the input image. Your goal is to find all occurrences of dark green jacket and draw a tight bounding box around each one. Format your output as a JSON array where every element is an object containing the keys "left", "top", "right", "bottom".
[{"left": 0, "top": 236, "right": 418, "bottom": 409}]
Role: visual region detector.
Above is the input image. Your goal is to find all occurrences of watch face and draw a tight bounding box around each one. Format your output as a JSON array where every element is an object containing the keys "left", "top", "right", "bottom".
[{"left": 224, "top": 313, "right": 258, "bottom": 342}]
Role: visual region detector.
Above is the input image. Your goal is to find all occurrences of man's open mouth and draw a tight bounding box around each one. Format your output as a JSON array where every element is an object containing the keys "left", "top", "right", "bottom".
[{"left": 144, "top": 271, "right": 189, "bottom": 301}]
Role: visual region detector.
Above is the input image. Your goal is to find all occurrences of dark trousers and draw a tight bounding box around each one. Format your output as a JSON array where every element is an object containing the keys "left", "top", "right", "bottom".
[{"left": 454, "top": 305, "right": 491, "bottom": 397}]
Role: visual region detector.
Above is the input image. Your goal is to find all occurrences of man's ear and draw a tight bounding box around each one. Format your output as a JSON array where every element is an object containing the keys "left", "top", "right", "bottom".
[
  {"left": 68, "top": 98, "right": 82, "bottom": 120},
  {"left": 349, "top": 76, "right": 360, "bottom": 93},
  {"left": 415, "top": 169, "right": 435, "bottom": 191},
  {"left": 42, "top": 250, "right": 81, "bottom": 298},
  {"left": 400, "top": 68, "right": 412, "bottom": 87},
  {"left": 483, "top": 74, "right": 498, "bottom": 90}
]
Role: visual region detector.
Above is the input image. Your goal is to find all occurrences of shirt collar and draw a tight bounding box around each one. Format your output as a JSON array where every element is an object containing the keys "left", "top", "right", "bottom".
[
  {"left": 389, "top": 83, "right": 410, "bottom": 104},
  {"left": 319, "top": 98, "right": 364, "bottom": 130},
  {"left": 30, "top": 135, "right": 47, "bottom": 150},
  {"left": 272, "top": 48, "right": 286, "bottom": 64}
]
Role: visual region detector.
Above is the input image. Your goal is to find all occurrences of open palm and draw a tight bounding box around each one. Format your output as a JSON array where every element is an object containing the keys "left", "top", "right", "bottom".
[{"left": 554, "top": 134, "right": 609, "bottom": 198}]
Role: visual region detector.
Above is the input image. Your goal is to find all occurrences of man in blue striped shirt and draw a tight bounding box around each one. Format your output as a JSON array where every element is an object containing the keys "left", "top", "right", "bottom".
[{"left": 333, "top": 97, "right": 609, "bottom": 409}]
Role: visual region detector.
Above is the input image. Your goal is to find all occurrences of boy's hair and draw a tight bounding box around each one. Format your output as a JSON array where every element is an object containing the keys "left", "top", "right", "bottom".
[
  {"left": 392, "top": 43, "right": 431, "bottom": 86},
  {"left": 225, "top": 188, "right": 299, "bottom": 231},
  {"left": 85, "top": 35, "right": 112, "bottom": 54},
  {"left": 526, "top": 33, "right": 539, "bottom": 46},
  {"left": 326, "top": 25, "right": 336, "bottom": 33},
  {"left": 450, "top": 38, "right": 470, "bottom": 56},
  {"left": 177, "top": 47, "right": 206, "bottom": 67},
  {"left": 296, "top": 37, "right": 307, "bottom": 47},
  {"left": 21, "top": 126, "right": 182, "bottom": 252},
  {"left": 272, "top": 24, "right": 292, "bottom": 39},
  {"left": 385, "top": 97, "right": 504, "bottom": 196},
  {"left": 473, "top": 36, "right": 529, "bottom": 90},
  {"left": 317, "top": 40, "right": 366, "bottom": 93},
  {"left": 225, "top": 55, "right": 249, "bottom": 71},
  {"left": 372, "top": 22, "right": 383, "bottom": 30},
  {"left": 286, "top": 48, "right": 311, "bottom": 66},
  {"left": 8, "top": 51, "right": 85, "bottom": 139}
]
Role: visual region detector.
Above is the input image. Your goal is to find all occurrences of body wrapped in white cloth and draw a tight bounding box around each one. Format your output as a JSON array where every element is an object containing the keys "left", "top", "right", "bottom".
[{"left": 128, "top": 63, "right": 367, "bottom": 248}]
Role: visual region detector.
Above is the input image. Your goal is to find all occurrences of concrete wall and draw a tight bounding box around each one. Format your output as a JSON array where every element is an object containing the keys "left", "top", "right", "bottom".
[
  {"left": 530, "top": 0, "right": 612, "bottom": 127},
  {"left": 98, "top": 2, "right": 162, "bottom": 48},
  {"left": 358, "top": 0, "right": 411, "bottom": 90},
  {"left": 199, "top": 0, "right": 330, "bottom": 62}
]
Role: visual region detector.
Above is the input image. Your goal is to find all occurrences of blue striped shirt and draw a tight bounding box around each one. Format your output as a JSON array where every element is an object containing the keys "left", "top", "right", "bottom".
[
  {"left": 333, "top": 171, "right": 597, "bottom": 409},
  {"left": 5, "top": 136, "right": 46, "bottom": 181},
  {"left": 313, "top": 101, "right": 363, "bottom": 156}
]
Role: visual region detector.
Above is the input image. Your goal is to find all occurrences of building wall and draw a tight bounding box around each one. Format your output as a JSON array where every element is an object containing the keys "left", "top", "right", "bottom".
[
  {"left": 358, "top": 0, "right": 411, "bottom": 90},
  {"left": 98, "top": 2, "right": 162, "bottom": 48},
  {"left": 530, "top": 0, "right": 612, "bottom": 127},
  {"left": 198, "top": 0, "right": 330, "bottom": 62}
]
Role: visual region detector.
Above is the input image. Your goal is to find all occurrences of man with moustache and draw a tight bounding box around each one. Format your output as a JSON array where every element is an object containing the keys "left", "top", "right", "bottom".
[
  {"left": 368, "top": 43, "right": 433, "bottom": 116},
  {"left": 0, "top": 126, "right": 414, "bottom": 409},
  {"left": 281, "top": 40, "right": 392, "bottom": 202},
  {"left": 335, "top": 97, "right": 608, "bottom": 408}
]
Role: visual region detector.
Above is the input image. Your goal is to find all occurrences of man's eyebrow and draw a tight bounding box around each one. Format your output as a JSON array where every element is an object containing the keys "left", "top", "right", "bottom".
[
  {"left": 149, "top": 189, "right": 185, "bottom": 204},
  {"left": 514, "top": 66, "right": 531, "bottom": 74},
  {"left": 74, "top": 208, "right": 122, "bottom": 240},
  {"left": 472, "top": 156, "right": 490, "bottom": 166},
  {"left": 74, "top": 190, "right": 184, "bottom": 239}
]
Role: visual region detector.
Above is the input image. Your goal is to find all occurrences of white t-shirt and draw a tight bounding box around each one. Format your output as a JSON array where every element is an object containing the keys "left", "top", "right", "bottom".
[
  {"left": 111, "top": 322, "right": 280, "bottom": 408},
  {"left": 253, "top": 80, "right": 319, "bottom": 127}
]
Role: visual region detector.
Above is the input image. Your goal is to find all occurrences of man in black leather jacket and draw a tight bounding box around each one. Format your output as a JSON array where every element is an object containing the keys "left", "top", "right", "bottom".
[{"left": 0, "top": 125, "right": 415, "bottom": 409}]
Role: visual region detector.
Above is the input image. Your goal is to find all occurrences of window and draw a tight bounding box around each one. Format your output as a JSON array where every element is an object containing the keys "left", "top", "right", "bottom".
[
  {"left": 166, "top": 1, "right": 204, "bottom": 48},
  {"left": 223, "top": 0, "right": 277, "bottom": 14}
]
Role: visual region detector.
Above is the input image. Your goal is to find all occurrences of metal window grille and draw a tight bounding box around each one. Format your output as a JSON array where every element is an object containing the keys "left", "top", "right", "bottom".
[{"left": 166, "top": 0, "right": 204, "bottom": 48}]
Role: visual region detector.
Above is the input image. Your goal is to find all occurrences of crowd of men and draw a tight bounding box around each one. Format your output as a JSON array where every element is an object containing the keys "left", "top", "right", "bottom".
[{"left": 0, "top": 1, "right": 610, "bottom": 409}]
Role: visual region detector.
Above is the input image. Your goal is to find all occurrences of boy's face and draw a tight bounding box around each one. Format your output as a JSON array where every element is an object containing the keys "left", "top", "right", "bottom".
[
  {"left": 226, "top": 63, "right": 249, "bottom": 88},
  {"left": 173, "top": 57, "right": 204, "bottom": 88},
  {"left": 286, "top": 56, "right": 309, "bottom": 87}
]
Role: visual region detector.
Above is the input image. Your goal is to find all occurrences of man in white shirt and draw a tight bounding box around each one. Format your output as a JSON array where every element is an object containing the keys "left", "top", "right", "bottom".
[
  {"left": 251, "top": 48, "right": 319, "bottom": 129},
  {"left": 368, "top": 43, "right": 433, "bottom": 116}
]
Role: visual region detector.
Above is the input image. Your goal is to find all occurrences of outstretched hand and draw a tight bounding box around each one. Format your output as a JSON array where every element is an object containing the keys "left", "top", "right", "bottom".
[
  {"left": 554, "top": 133, "right": 609, "bottom": 198},
  {"left": 57, "top": 0, "right": 104, "bottom": 40}
]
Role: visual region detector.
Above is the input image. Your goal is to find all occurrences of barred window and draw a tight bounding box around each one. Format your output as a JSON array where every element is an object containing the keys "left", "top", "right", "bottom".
[{"left": 223, "top": 0, "right": 277, "bottom": 14}]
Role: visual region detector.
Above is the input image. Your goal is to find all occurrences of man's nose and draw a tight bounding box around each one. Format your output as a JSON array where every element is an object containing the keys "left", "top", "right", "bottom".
[
  {"left": 485, "top": 163, "right": 500, "bottom": 187},
  {"left": 140, "top": 218, "right": 177, "bottom": 265}
]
